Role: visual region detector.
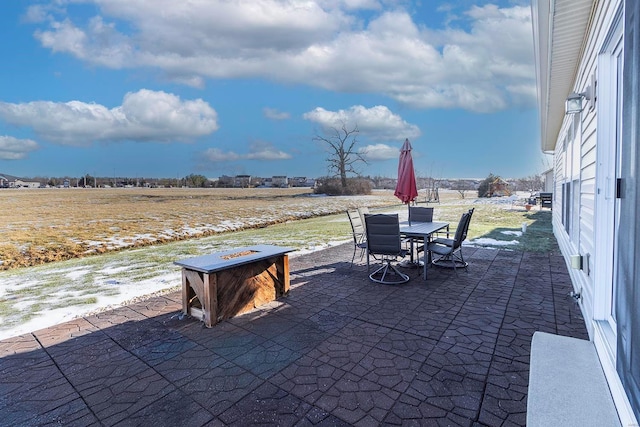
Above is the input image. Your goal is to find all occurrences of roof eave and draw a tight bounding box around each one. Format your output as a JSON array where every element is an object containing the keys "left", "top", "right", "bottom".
[{"left": 531, "top": 0, "right": 595, "bottom": 152}]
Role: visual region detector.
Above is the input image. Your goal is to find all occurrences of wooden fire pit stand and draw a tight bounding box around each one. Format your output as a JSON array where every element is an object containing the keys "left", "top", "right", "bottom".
[{"left": 174, "top": 245, "right": 294, "bottom": 327}]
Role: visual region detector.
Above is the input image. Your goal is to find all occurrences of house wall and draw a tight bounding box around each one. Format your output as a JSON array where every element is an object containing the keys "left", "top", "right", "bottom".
[
  {"left": 549, "top": 0, "right": 638, "bottom": 423},
  {"left": 553, "top": 115, "right": 595, "bottom": 322},
  {"left": 551, "top": 0, "right": 622, "bottom": 335},
  {"left": 12, "top": 180, "right": 41, "bottom": 188},
  {"left": 542, "top": 169, "right": 553, "bottom": 192}
]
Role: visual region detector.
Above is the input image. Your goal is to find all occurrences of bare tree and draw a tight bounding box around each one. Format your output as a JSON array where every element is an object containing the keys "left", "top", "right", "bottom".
[
  {"left": 453, "top": 180, "right": 472, "bottom": 199},
  {"left": 416, "top": 164, "right": 441, "bottom": 203},
  {"left": 184, "top": 174, "right": 208, "bottom": 188},
  {"left": 313, "top": 123, "right": 367, "bottom": 189},
  {"left": 517, "top": 174, "right": 544, "bottom": 196}
]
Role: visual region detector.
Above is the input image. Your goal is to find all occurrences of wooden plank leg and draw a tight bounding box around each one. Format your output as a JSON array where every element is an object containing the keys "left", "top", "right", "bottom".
[
  {"left": 280, "top": 255, "right": 290, "bottom": 295},
  {"left": 181, "top": 269, "right": 189, "bottom": 316},
  {"left": 202, "top": 272, "right": 218, "bottom": 328}
]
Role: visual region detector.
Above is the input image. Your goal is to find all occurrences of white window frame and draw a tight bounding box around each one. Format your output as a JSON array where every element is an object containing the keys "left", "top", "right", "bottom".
[
  {"left": 592, "top": 5, "right": 637, "bottom": 424},
  {"left": 594, "top": 4, "right": 623, "bottom": 343}
]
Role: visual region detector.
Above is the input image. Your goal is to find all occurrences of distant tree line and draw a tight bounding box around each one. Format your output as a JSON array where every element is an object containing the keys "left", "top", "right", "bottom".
[{"left": 14, "top": 172, "right": 544, "bottom": 195}]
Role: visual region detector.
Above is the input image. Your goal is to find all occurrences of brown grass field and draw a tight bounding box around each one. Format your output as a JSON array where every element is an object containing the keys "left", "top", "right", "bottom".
[{"left": 0, "top": 187, "right": 401, "bottom": 270}]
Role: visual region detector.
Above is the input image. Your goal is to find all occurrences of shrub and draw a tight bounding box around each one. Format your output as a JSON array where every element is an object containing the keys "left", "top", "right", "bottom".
[
  {"left": 314, "top": 177, "right": 373, "bottom": 196},
  {"left": 477, "top": 174, "right": 496, "bottom": 198}
]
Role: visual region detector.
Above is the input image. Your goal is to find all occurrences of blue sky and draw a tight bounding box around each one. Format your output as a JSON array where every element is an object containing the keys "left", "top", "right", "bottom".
[{"left": 0, "top": 0, "right": 546, "bottom": 180}]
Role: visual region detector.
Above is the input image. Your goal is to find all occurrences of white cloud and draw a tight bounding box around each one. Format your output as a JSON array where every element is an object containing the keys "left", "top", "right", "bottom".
[
  {"left": 245, "top": 141, "right": 292, "bottom": 160},
  {"left": 0, "top": 136, "right": 39, "bottom": 160},
  {"left": 317, "top": 0, "right": 383, "bottom": 10},
  {"left": 303, "top": 105, "right": 420, "bottom": 141},
  {"left": 0, "top": 89, "right": 218, "bottom": 146},
  {"left": 263, "top": 108, "right": 291, "bottom": 120},
  {"left": 359, "top": 143, "right": 397, "bottom": 160},
  {"left": 29, "top": 1, "right": 535, "bottom": 112},
  {"left": 202, "top": 148, "right": 241, "bottom": 162},
  {"left": 22, "top": 5, "right": 51, "bottom": 23},
  {"left": 202, "top": 141, "right": 291, "bottom": 163}
]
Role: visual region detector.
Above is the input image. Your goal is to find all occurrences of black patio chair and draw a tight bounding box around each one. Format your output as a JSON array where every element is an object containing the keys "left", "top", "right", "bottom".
[
  {"left": 431, "top": 208, "right": 474, "bottom": 242},
  {"left": 408, "top": 206, "right": 434, "bottom": 256},
  {"left": 364, "top": 214, "right": 410, "bottom": 284},
  {"left": 427, "top": 209, "right": 473, "bottom": 274},
  {"left": 408, "top": 206, "right": 433, "bottom": 223},
  {"left": 357, "top": 206, "right": 370, "bottom": 230},
  {"left": 347, "top": 210, "right": 367, "bottom": 266}
]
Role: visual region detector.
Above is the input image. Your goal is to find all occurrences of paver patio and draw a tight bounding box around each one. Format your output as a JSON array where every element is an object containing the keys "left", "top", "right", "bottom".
[{"left": 0, "top": 243, "right": 587, "bottom": 426}]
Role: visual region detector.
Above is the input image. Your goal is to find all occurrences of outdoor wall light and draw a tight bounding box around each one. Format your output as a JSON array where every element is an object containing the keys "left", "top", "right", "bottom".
[
  {"left": 570, "top": 254, "right": 583, "bottom": 270},
  {"left": 565, "top": 88, "right": 591, "bottom": 114}
]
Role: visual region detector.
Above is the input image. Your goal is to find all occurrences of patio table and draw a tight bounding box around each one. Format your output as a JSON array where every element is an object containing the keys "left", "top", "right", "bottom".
[{"left": 399, "top": 221, "right": 449, "bottom": 280}]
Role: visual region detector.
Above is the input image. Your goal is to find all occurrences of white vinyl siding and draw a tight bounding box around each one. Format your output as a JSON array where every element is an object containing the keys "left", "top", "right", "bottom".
[
  {"left": 533, "top": 0, "right": 638, "bottom": 422},
  {"left": 548, "top": 0, "right": 638, "bottom": 423},
  {"left": 551, "top": 0, "right": 623, "bottom": 338},
  {"left": 580, "top": 102, "right": 598, "bottom": 275}
]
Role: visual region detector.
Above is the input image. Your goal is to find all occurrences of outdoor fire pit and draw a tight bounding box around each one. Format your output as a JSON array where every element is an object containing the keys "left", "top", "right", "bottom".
[{"left": 175, "top": 244, "right": 294, "bottom": 327}]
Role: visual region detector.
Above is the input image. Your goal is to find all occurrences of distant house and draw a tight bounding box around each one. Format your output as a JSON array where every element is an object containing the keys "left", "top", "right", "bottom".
[
  {"left": 233, "top": 175, "right": 251, "bottom": 188},
  {"left": 217, "top": 175, "right": 234, "bottom": 187},
  {"left": 488, "top": 177, "right": 510, "bottom": 197},
  {"left": 13, "top": 179, "right": 41, "bottom": 188},
  {"left": 289, "top": 177, "right": 308, "bottom": 187},
  {"left": 258, "top": 177, "right": 271, "bottom": 187},
  {"left": 0, "top": 174, "right": 40, "bottom": 188},
  {"left": 532, "top": 0, "right": 640, "bottom": 423},
  {"left": 271, "top": 176, "right": 288, "bottom": 188},
  {"left": 216, "top": 175, "right": 299, "bottom": 188}
]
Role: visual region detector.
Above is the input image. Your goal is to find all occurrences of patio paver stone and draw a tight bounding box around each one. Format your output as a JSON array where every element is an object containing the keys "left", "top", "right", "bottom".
[{"left": 0, "top": 243, "right": 587, "bottom": 426}]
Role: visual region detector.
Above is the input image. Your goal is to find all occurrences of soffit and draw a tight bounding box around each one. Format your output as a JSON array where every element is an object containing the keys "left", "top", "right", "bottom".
[{"left": 533, "top": 0, "right": 595, "bottom": 152}]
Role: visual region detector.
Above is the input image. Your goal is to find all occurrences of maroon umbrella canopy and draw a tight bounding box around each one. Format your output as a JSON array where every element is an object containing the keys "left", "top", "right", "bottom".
[{"left": 394, "top": 139, "right": 418, "bottom": 204}]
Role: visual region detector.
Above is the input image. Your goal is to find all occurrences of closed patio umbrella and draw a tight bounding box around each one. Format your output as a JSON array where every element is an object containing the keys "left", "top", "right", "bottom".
[
  {"left": 394, "top": 139, "right": 420, "bottom": 266},
  {"left": 394, "top": 138, "right": 418, "bottom": 206}
]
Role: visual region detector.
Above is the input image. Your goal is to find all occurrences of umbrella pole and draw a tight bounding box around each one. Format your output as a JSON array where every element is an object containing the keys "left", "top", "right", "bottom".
[
  {"left": 407, "top": 203, "right": 415, "bottom": 265},
  {"left": 404, "top": 201, "right": 424, "bottom": 268}
]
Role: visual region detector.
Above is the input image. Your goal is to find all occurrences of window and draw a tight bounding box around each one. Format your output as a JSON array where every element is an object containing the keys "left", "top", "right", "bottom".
[
  {"left": 571, "top": 179, "right": 580, "bottom": 245},
  {"left": 562, "top": 181, "right": 571, "bottom": 234}
]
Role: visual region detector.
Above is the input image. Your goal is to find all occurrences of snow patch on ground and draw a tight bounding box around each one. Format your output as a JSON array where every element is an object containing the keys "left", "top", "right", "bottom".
[
  {"left": 0, "top": 235, "right": 355, "bottom": 340},
  {"left": 66, "top": 269, "right": 91, "bottom": 280},
  {"left": 470, "top": 238, "right": 519, "bottom": 246}
]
